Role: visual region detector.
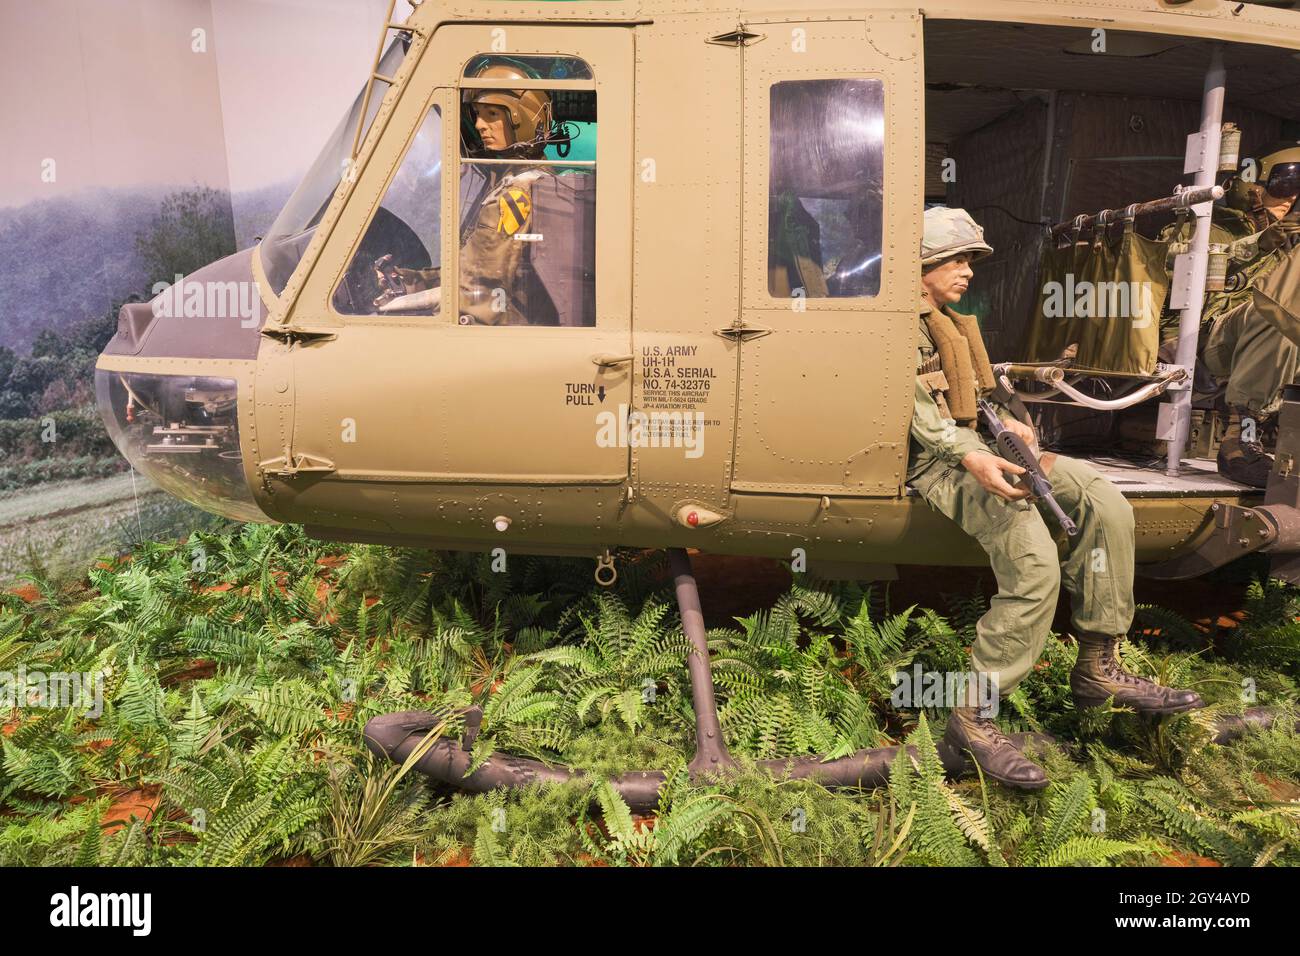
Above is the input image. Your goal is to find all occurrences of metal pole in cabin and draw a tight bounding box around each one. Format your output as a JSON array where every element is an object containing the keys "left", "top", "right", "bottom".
[{"left": 1165, "top": 44, "right": 1225, "bottom": 476}]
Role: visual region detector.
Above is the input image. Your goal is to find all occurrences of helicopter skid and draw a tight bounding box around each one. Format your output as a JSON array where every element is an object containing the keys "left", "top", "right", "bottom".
[
  {"left": 363, "top": 706, "right": 1296, "bottom": 814},
  {"left": 363, "top": 547, "right": 1059, "bottom": 811},
  {"left": 364, "top": 546, "right": 1299, "bottom": 811},
  {"left": 362, "top": 706, "right": 1058, "bottom": 813}
]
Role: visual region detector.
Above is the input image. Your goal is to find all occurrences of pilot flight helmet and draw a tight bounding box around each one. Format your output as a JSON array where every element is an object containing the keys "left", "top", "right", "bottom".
[
  {"left": 920, "top": 206, "right": 994, "bottom": 268},
  {"left": 1258, "top": 140, "right": 1300, "bottom": 199},
  {"left": 1226, "top": 140, "right": 1300, "bottom": 212},
  {"left": 464, "top": 63, "right": 553, "bottom": 152}
]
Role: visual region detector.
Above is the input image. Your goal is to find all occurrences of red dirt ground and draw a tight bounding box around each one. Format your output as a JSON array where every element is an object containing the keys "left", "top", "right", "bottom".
[
  {"left": 1253, "top": 772, "right": 1300, "bottom": 803},
  {"left": 163, "top": 660, "right": 217, "bottom": 686},
  {"left": 100, "top": 785, "right": 161, "bottom": 832},
  {"left": 7, "top": 584, "right": 40, "bottom": 603},
  {"left": 1158, "top": 851, "right": 1223, "bottom": 867}
]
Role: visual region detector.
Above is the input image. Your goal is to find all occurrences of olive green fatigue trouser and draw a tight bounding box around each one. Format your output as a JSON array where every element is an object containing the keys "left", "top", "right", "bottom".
[
  {"left": 1201, "top": 299, "right": 1300, "bottom": 419},
  {"left": 913, "top": 453, "right": 1136, "bottom": 694}
]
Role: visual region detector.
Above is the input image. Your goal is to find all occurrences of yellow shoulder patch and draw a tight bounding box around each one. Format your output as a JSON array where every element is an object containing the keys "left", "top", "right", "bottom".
[{"left": 497, "top": 188, "right": 532, "bottom": 236}]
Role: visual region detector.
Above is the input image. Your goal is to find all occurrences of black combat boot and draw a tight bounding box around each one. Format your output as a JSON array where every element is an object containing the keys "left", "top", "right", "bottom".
[
  {"left": 1217, "top": 406, "right": 1275, "bottom": 489},
  {"left": 1070, "top": 633, "right": 1204, "bottom": 714},
  {"left": 943, "top": 704, "right": 1049, "bottom": 790}
]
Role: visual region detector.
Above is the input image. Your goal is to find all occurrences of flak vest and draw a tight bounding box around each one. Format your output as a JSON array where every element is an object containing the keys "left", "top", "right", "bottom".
[{"left": 917, "top": 303, "right": 997, "bottom": 427}]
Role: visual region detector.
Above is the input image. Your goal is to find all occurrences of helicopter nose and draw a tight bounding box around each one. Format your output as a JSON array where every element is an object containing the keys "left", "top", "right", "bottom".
[{"left": 95, "top": 248, "right": 272, "bottom": 523}]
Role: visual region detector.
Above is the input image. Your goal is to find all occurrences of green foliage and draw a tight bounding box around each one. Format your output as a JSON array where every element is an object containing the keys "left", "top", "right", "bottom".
[
  {"left": 320, "top": 734, "right": 445, "bottom": 867},
  {"left": 0, "top": 523, "right": 1297, "bottom": 867},
  {"left": 1221, "top": 576, "right": 1300, "bottom": 680},
  {"left": 135, "top": 186, "right": 237, "bottom": 288},
  {"left": 709, "top": 580, "right": 935, "bottom": 759},
  {"left": 0, "top": 407, "right": 117, "bottom": 465}
]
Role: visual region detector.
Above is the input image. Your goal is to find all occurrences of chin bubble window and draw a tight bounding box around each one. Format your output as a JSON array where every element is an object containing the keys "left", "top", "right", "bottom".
[
  {"left": 456, "top": 55, "right": 597, "bottom": 327},
  {"left": 768, "top": 78, "right": 885, "bottom": 300},
  {"left": 334, "top": 106, "right": 444, "bottom": 316},
  {"left": 94, "top": 370, "right": 270, "bottom": 524}
]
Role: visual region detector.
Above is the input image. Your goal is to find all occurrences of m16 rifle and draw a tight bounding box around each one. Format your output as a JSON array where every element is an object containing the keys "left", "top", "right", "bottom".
[{"left": 977, "top": 397, "right": 1079, "bottom": 537}]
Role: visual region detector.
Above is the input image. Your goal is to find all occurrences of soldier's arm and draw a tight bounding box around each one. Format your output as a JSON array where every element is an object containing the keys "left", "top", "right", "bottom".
[
  {"left": 910, "top": 378, "right": 992, "bottom": 468},
  {"left": 991, "top": 398, "right": 1039, "bottom": 446},
  {"left": 913, "top": 387, "right": 1030, "bottom": 500},
  {"left": 398, "top": 266, "right": 441, "bottom": 291},
  {"left": 983, "top": 359, "right": 1038, "bottom": 447}
]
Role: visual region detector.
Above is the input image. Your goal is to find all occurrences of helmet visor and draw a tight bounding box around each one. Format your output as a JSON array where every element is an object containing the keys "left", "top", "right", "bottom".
[{"left": 1266, "top": 162, "right": 1300, "bottom": 199}]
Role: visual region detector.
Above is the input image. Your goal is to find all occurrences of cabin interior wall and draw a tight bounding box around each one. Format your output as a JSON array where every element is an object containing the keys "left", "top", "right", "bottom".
[
  {"left": 943, "top": 97, "right": 1050, "bottom": 353},
  {"left": 939, "top": 92, "right": 1284, "bottom": 362},
  {"left": 926, "top": 22, "right": 1295, "bottom": 458}
]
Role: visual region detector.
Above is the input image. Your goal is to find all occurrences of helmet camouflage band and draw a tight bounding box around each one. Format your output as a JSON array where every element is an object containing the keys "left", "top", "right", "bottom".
[
  {"left": 464, "top": 64, "right": 552, "bottom": 145},
  {"left": 920, "top": 206, "right": 994, "bottom": 267}
]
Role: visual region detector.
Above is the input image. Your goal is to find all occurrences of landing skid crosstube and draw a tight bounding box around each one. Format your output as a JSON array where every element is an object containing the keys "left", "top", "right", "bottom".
[{"left": 364, "top": 549, "right": 1297, "bottom": 812}]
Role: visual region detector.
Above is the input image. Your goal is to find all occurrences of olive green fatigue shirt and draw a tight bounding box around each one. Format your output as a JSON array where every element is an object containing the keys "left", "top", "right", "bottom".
[
  {"left": 908, "top": 301, "right": 1017, "bottom": 485},
  {"left": 1158, "top": 205, "right": 1282, "bottom": 340},
  {"left": 458, "top": 166, "right": 548, "bottom": 325}
]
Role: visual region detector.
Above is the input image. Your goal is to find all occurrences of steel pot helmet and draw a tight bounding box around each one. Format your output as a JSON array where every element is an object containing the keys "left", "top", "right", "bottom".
[
  {"left": 464, "top": 64, "right": 552, "bottom": 152},
  {"left": 920, "top": 206, "right": 994, "bottom": 268}
]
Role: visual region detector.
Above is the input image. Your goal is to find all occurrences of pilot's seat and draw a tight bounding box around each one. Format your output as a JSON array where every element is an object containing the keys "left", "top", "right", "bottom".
[{"left": 527, "top": 170, "right": 596, "bottom": 327}]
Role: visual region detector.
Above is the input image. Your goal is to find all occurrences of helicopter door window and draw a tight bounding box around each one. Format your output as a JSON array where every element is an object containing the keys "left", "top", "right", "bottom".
[
  {"left": 333, "top": 105, "right": 444, "bottom": 316},
  {"left": 767, "top": 79, "right": 885, "bottom": 299},
  {"left": 456, "top": 65, "right": 597, "bottom": 327}
]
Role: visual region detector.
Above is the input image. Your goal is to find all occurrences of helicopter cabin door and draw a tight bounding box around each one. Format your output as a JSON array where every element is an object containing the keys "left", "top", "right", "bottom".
[
  {"left": 731, "top": 15, "right": 924, "bottom": 501},
  {"left": 273, "top": 25, "right": 635, "bottom": 544}
]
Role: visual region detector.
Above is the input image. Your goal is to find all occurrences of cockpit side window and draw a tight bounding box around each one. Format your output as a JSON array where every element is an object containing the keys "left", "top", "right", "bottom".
[
  {"left": 333, "top": 106, "right": 444, "bottom": 316},
  {"left": 332, "top": 58, "right": 599, "bottom": 325},
  {"left": 768, "top": 79, "right": 885, "bottom": 300}
]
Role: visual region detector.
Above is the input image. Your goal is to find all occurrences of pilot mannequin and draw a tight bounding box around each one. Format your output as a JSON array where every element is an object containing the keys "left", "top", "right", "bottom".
[{"left": 376, "top": 63, "right": 558, "bottom": 325}]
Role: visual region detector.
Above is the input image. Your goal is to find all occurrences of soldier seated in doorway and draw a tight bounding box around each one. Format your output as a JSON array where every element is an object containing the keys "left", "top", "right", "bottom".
[{"left": 910, "top": 207, "right": 1204, "bottom": 790}]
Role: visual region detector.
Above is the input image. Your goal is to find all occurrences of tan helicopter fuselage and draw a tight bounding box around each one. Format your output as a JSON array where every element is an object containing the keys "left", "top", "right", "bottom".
[{"left": 94, "top": 0, "right": 1300, "bottom": 576}]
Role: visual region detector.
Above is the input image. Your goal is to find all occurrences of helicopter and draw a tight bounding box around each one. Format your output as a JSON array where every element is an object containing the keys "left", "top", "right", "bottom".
[{"left": 95, "top": 0, "right": 1300, "bottom": 807}]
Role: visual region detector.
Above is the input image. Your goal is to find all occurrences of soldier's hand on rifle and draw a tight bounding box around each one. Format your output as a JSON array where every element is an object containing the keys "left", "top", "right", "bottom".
[
  {"left": 962, "top": 450, "right": 1031, "bottom": 501},
  {"left": 1001, "top": 417, "right": 1038, "bottom": 452}
]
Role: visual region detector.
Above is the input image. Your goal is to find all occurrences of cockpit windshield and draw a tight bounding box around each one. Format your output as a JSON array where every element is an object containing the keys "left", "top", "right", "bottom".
[{"left": 260, "top": 37, "right": 411, "bottom": 296}]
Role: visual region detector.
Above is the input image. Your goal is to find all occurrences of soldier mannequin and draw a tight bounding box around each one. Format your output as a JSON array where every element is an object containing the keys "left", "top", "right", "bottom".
[
  {"left": 1164, "top": 141, "right": 1300, "bottom": 487},
  {"left": 911, "top": 207, "right": 1204, "bottom": 790}
]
